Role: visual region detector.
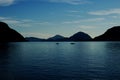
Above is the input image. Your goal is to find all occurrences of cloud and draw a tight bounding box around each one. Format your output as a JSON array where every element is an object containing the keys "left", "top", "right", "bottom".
[
  {"left": 0, "top": 0, "right": 16, "bottom": 6},
  {"left": 0, "top": 16, "right": 33, "bottom": 27},
  {"left": 0, "top": 17, "right": 9, "bottom": 19},
  {"left": 89, "top": 8, "right": 120, "bottom": 15},
  {"left": 48, "top": 0, "right": 91, "bottom": 5},
  {"left": 79, "top": 25, "right": 96, "bottom": 29},
  {"left": 81, "top": 18, "right": 105, "bottom": 22},
  {"left": 0, "top": 16, "right": 53, "bottom": 28},
  {"left": 67, "top": 14, "right": 82, "bottom": 17},
  {"left": 0, "top": 0, "right": 91, "bottom": 6},
  {"left": 0, "top": 17, "right": 20, "bottom": 24},
  {"left": 0, "top": 16, "right": 54, "bottom": 38},
  {"left": 68, "top": 10, "right": 80, "bottom": 13},
  {"left": 23, "top": 32, "right": 53, "bottom": 39},
  {"left": 63, "top": 18, "right": 105, "bottom": 24}
]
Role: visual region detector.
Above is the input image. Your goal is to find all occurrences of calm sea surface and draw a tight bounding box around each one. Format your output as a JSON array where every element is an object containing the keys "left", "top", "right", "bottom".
[{"left": 0, "top": 42, "right": 120, "bottom": 80}]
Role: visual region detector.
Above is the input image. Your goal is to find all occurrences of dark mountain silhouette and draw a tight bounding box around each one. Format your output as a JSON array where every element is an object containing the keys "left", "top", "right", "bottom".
[
  {"left": 69, "top": 32, "right": 92, "bottom": 41},
  {"left": 26, "top": 32, "right": 92, "bottom": 42},
  {"left": 94, "top": 26, "right": 120, "bottom": 41},
  {"left": 25, "top": 37, "right": 46, "bottom": 42},
  {"left": 0, "top": 22, "right": 26, "bottom": 42},
  {"left": 47, "top": 35, "right": 68, "bottom": 41}
]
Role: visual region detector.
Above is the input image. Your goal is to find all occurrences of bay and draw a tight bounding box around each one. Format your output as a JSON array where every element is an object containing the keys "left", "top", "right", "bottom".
[{"left": 0, "top": 42, "right": 120, "bottom": 80}]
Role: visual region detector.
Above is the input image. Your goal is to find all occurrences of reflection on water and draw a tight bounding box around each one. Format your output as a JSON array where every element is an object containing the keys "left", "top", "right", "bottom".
[
  {"left": 0, "top": 43, "right": 21, "bottom": 80},
  {"left": 0, "top": 42, "right": 120, "bottom": 80}
]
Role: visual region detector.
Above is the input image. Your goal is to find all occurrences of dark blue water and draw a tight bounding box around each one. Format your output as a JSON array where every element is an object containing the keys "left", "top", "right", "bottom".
[{"left": 0, "top": 42, "right": 120, "bottom": 80}]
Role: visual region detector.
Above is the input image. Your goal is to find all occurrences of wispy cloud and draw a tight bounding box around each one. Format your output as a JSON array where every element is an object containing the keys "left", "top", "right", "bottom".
[
  {"left": 68, "top": 10, "right": 80, "bottom": 13},
  {"left": 89, "top": 8, "right": 120, "bottom": 15},
  {"left": 81, "top": 18, "right": 105, "bottom": 22},
  {"left": 66, "top": 10, "right": 83, "bottom": 17},
  {"left": 23, "top": 32, "right": 53, "bottom": 39},
  {"left": 0, "top": 17, "right": 29, "bottom": 27},
  {"left": 47, "top": 0, "right": 91, "bottom": 5},
  {"left": 0, "top": 0, "right": 91, "bottom": 6},
  {"left": 0, "top": 0, "right": 16, "bottom": 6},
  {"left": 79, "top": 25, "right": 96, "bottom": 29},
  {"left": 0, "top": 16, "right": 53, "bottom": 28},
  {"left": 0, "top": 16, "right": 54, "bottom": 38},
  {"left": 0, "top": 16, "right": 21, "bottom": 24},
  {"left": 67, "top": 14, "right": 82, "bottom": 17},
  {"left": 63, "top": 18, "right": 105, "bottom": 24}
]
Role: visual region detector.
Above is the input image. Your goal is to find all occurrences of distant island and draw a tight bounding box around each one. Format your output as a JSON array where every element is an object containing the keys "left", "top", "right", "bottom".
[
  {"left": 26, "top": 32, "right": 92, "bottom": 42},
  {"left": 0, "top": 22, "right": 120, "bottom": 42}
]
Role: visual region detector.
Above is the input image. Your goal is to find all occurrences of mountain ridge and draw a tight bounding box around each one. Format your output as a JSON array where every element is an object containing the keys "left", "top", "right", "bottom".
[
  {"left": 0, "top": 22, "right": 119, "bottom": 42},
  {"left": 0, "top": 22, "right": 26, "bottom": 42},
  {"left": 26, "top": 32, "right": 92, "bottom": 41},
  {"left": 26, "top": 26, "right": 120, "bottom": 41},
  {"left": 93, "top": 26, "right": 120, "bottom": 41}
]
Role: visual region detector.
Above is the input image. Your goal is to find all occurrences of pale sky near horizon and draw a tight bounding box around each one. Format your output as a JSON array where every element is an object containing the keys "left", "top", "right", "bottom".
[{"left": 0, "top": 0, "right": 120, "bottom": 38}]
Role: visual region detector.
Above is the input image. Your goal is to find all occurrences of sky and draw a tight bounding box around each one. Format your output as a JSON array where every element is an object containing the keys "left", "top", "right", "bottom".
[{"left": 0, "top": 0, "right": 120, "bottom": 38}]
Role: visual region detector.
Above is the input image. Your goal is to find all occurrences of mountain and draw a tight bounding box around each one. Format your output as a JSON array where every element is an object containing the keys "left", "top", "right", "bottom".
[
  {"left": 25, "top": 37, "right": 46, "bottom": 42},
  {"left": 94, "top": 26, "right": 120, "bottom": 41},
  {"left": 69, "top": 32, "right": 92, "bottom": 41},
  {"left": 26, "top": 32, "right": 92, "bottom": 42},
  {"left": 0, "top": 22, "right": 26, "bottom": 42},
  {"left": 47, "top": 35, "right": 68, "bottom": 41}
]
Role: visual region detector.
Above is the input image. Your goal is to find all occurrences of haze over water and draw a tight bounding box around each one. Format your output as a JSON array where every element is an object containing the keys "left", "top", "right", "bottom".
[{"left": 0, "top": 42, "right": 120, "bottom": 80}]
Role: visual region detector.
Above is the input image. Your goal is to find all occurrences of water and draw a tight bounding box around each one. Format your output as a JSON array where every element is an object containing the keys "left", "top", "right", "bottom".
[{"left": 0, "top": 42, "right": 120, "bottom": 80}]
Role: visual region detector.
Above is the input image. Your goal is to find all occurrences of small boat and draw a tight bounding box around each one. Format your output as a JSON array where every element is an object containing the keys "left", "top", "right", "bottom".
[
  {"left": 70, "top": 43, "right": 75, "bottom": 45},
  {"left": 56, "top": 43, "right": 59, "bottom": 45}
]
